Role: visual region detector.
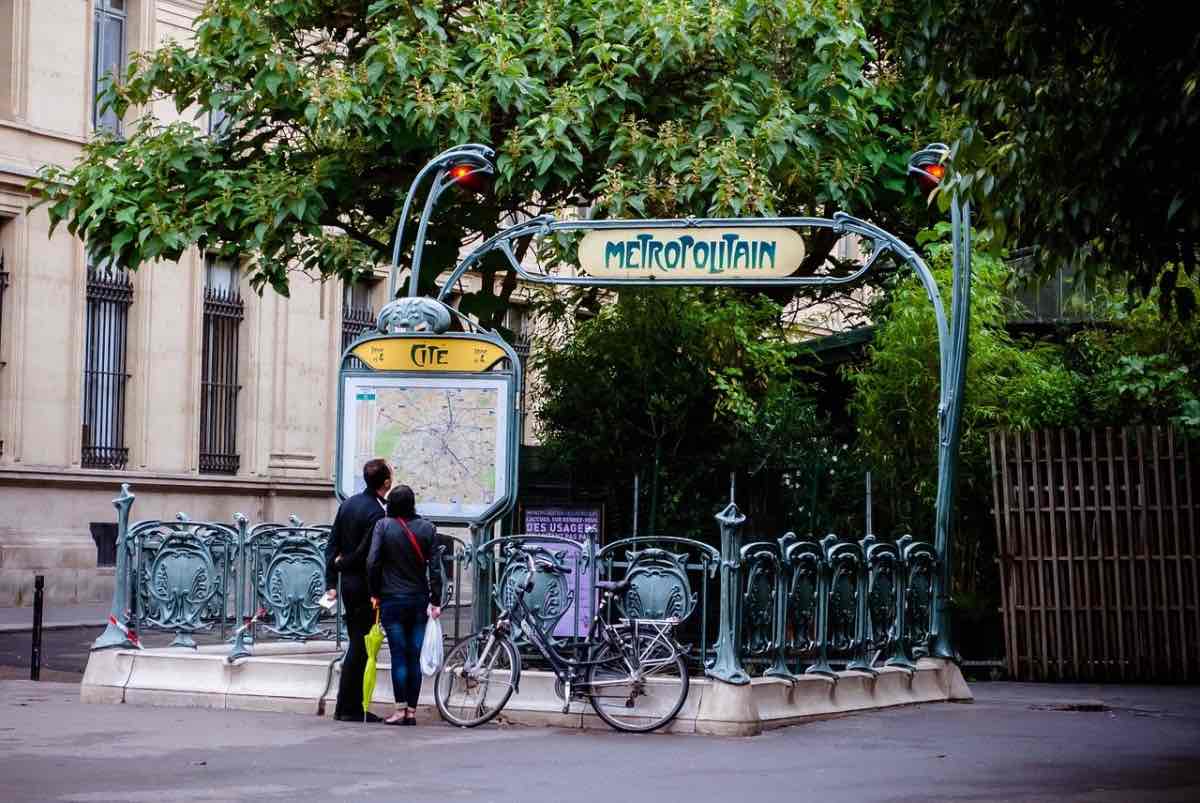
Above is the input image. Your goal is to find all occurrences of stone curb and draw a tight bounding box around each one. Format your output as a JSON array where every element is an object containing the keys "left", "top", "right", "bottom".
[
  {"left": 81, "top": 643, "right": 973, "bottom": 736},
  {"left": 0, "top": 620, "right": 106, "bottom": 634}
]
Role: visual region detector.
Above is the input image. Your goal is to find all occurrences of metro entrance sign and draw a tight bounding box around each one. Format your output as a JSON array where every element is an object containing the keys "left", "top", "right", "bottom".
[
  {"left": 577, "top": 226, "right": 805, "bottom": 279},
  {"left": 336, "top": 141, "right": 971, "bottom": 665}
]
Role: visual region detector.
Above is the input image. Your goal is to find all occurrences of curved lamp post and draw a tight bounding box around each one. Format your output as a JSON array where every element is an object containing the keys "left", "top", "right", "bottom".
[
  {"left": 908, "top": 142, "right": 969, "bottom": 661},
  {"left": 386, "top": 143, "right": 496, "bottom": 300}
]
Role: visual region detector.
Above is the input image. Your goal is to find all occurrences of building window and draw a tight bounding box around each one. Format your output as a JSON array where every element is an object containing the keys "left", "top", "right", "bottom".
[
  {"left": 199, "top": 256, "right": 243, "bottom": 474},
  {"left": 341, "top": 280, "right": 375, "bottom": 351},
  {"left": 92, "top": 0, "right": 127, "bottom": 134},
  {"left": 341, "top": 279, "right": 375, "bottom": 369},
  {"left": 81, "top": 257, "right": 133, "bottom": 469}
]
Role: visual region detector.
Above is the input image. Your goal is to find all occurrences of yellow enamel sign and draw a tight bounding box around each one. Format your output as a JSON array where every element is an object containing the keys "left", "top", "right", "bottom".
[
  {"left": 577, "top": 226, "right": 805, "bottom": 279},
  {"left": 350, "top": 337, "right": 508, "bottom": 372}
]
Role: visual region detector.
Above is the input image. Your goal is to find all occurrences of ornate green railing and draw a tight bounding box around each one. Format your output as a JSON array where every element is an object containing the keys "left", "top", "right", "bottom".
[
  {"left": 94, "top": 485, "right": 343, "bottom": 659},
  {"left": 455, "top": 500, "right": 939, "bottom": 682},
  {"left": 95, "top": 483, "right": 940, "bottom": 683}
]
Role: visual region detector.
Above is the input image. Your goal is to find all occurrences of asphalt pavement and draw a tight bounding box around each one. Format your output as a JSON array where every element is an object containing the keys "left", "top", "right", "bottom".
[{"left": 2, "top": 679, "right": 1199, "bottom": 803}]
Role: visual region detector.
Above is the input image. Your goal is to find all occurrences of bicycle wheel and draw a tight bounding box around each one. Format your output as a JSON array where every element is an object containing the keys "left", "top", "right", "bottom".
[
  {"left": 587, "top": 632, "right": 689, "bottom": 733},
  {"left": 434, "top": 631, "right": 519, "bottom": 728}
]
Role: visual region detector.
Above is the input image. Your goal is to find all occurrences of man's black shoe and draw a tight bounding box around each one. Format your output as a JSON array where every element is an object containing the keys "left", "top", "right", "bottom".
[{"left": 334, "top": 712, "right": 382, "bottom": 723}]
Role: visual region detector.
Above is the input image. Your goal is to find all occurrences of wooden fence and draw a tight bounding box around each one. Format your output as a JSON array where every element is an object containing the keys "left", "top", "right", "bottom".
[{"left": 989, "top": 427, "right": 1200, "bottom": 681}]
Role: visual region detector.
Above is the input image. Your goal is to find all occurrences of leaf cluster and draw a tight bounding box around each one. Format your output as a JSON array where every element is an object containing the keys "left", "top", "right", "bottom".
[
  {"left": 30, "top": 0, "right": 920, "bottom": 314},
  {"left": 900, "top": 0, "right": 1200, "bottom": 317}
]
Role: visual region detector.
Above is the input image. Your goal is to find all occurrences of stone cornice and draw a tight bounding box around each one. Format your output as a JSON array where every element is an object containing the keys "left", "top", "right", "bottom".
[{"left": 0, "top": 465, "right": 336, "bottom": 498}]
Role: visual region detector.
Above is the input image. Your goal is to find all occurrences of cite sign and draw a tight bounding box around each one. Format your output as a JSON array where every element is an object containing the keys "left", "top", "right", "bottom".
[
  {"left": 349, "top": 336, "right": 508, "bottom": 372},
  {"left": 577, "top": 226, "right": 805, "bottom": 279}
]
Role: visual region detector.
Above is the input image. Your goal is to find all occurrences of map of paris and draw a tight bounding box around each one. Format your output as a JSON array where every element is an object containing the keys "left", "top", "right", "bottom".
[{"left": 341, "top": 377, "right": 509, "bottom": 518}]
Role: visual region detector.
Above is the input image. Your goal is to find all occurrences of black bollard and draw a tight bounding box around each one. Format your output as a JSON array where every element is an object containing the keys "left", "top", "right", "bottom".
[{"left": 31, "top": 575, "right": 44, "bottom": 681}]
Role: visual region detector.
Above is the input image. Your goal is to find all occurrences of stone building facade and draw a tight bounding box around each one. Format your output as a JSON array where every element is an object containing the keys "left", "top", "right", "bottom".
[{"left": 0, "top": 0, "right": 404, "bottom": 606}]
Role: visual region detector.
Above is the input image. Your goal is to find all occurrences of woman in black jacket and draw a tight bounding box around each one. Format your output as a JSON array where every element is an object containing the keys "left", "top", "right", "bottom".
[{"left": 367, "top": 484, "right": 443, "bottom": 726}]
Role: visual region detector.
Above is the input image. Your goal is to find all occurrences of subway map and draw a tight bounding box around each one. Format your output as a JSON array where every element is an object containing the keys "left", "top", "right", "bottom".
[{"left": 346, "top": 379, "right": 506, "bottom": 517}]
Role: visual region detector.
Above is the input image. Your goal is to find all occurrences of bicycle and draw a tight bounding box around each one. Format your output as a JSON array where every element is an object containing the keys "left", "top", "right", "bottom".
[{"left": 433, "top": 546, "right": 690, "bottom": 733}]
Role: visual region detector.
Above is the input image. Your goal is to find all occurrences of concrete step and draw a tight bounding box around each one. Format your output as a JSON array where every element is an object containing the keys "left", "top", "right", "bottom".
[{"left": 81, "top": 642, "right": 972, "bottom": 736}]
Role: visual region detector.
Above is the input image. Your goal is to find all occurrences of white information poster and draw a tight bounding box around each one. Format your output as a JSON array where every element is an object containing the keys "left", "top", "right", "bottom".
[{"left": 339, "top": 375, "right": 510, "bottom": 519}]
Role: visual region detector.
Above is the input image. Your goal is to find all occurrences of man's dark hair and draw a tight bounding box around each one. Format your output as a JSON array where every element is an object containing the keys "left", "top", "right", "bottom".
[
  {"left": 386, "top": 485, "right": 417, "bottom": 519},
  {"left": 362, "top": 459, "right": 391, "bottom": 492}
]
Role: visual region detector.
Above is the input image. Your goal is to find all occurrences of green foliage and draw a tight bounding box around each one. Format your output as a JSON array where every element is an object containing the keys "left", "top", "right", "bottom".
[
  {"left": 30, "top": 0, "right": 918, "bottom": 318},
  {"left": 533, "top": 288, "right": 821, "bottom": 534},
  {"left": 1062, "top": 277, "right": 1200, "bottom": 436},
  {"left": 849, "top": 241, "right": 1073, "bottom": 532},
  {"left": 900, "top": 1, "right": 1200, "bottom": 316},
  {"left": 849, "top": 236, "right": 1200, "bottom": 537}
]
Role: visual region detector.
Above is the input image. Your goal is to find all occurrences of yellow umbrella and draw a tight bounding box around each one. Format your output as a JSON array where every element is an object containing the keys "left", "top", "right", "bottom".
[{"left": 362, "top": 606, "right": 385, "bottom": 721}]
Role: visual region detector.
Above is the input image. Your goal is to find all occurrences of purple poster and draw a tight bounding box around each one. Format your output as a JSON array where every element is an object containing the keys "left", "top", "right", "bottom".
[{"left": 523, "top": 506, "right": 601, "bottom": 638}]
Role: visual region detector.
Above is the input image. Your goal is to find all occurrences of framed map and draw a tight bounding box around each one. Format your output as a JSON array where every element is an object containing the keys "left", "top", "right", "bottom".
[{"left": 338, "top": 374, "right": 511, "bottom": 519}]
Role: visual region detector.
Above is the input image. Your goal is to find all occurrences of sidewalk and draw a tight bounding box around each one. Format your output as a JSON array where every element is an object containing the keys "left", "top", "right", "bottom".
[{"left": 0, "top": 603, "right": 109, "bottom": 633}]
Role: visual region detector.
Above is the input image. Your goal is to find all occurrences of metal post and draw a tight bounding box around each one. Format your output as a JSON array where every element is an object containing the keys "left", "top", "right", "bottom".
[
  {"left": 386, "top": 144, "right": 496, "bottom": 300},
  {"left": 929, "top": 194, "right": 971, "bottom": 661},
  {"left": 93, "top": 484, "right": 136, "bottom": 650},
  {"left": 865, "top": 471, "right": 873, "bottom": 537},
  {"left": 30, "top": 575, "right": 44, "bottom": 681},
  {"left": 631, "top": 474, "right": 639, "bottom": 550},
  {"left": 228, "top": 513, "right": 252, "bottom": 662},
  {"left": 805, "top": 535, "right": 838, "bottom": 679},
  {"left": 470, "top": 522, "right": 490, "bottom": 635},
  {"left": 706, "top": 499, "right": 749, "bottom": 685},
  {"left": 908, "top": 142, "right": 970, "bottom": 663}
]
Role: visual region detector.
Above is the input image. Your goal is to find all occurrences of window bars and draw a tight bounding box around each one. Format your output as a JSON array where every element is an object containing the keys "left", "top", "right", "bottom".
[
  {"left": 199, "top": 259, "right": 243, "bottom": 474},
  {"left": 92, "top": 0, "right": 126, "bottom": 135},
  {"left": 341, "top": 281, "right": 375, "bottom": 369},
  {"left": 81, "top": 260, "right": 132, "bottom": 469}
]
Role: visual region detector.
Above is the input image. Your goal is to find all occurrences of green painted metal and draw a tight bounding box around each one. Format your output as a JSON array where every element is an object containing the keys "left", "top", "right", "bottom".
[
  {"left": 242, "top": 521, "right": 333, "bottom": 643},
  {"left": 908, "top": 143, "right": 971, "bottom": 661},
  {"left": 708, "top": 501, "right": 750, "bottom": 684},
  {"left": 93, "top": 483, "right": 137, "bottom": 650},
  {"left": 386, "top": 143, "right": 495, "bottom": 300},
  {"left": 132, "top": 514, "right": 238, "bottom": 649}
]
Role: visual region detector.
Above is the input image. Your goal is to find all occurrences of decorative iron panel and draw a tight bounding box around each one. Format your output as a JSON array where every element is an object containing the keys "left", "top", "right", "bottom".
[
  {"left": 199, "top": 286, "right": 243, "bottom": 474},
  {"left": 81, "top": 262, "right": 132, "bottom": 469}
]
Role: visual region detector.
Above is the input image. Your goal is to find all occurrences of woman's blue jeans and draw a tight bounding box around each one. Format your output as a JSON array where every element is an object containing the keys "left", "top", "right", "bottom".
[{"left": 380, "top": 593, "right": 428, "bottom": 707}]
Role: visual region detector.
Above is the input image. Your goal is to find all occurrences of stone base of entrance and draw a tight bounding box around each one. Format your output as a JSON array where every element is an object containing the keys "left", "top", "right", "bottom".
[{"left": 81, "top": 644, "right": 972, "bottom": 736}]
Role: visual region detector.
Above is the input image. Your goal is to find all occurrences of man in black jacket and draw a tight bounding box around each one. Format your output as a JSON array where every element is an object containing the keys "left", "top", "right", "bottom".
[{"left": 324, "top": 458, "right": 391, "bottom": 721}]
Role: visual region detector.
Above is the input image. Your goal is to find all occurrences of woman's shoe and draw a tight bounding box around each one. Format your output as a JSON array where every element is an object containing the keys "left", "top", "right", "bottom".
[
  {"left": 401, "top": 716, "right": 416, "bottom": 726},
  {"left": 383, "top": 712, "right": 406, "bottom": 726}
]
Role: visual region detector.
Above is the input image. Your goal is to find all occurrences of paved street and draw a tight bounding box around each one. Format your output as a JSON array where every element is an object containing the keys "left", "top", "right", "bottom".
[{"left": 2, "top": 679, "right": 1199, "bottom": 803}]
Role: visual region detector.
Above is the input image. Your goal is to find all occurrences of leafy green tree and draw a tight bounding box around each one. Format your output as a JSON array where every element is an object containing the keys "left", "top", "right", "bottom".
[
  {"left": 31, "top": 0, "right": 917, "bottom": 326},
  {"left": 900, "top": 1, "right": 1200, "bottom": 315},
  {"left": 1064, "top": 276, "right": 1200, "bottom": 434},
  {"left": 534, "top": 288, "right": 820, "bottom": 535},
  {"left": 849, "top": 239, "right": 1075, "bottom": 535}
]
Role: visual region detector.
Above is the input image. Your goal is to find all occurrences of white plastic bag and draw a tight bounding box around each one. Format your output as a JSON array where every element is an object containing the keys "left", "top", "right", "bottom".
[{"left": 420, "top": 606, "right": 444, "bottom": 676}]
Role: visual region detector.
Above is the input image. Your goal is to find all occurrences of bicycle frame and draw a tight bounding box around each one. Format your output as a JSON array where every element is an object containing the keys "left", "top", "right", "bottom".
[{"left": 500, "top": 585, "right": 630, "bottom": 687}]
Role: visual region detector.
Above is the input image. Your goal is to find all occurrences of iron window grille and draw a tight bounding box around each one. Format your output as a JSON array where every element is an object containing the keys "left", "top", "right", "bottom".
[
  {"left": 341, "top": 280, "right": 375, "bottom": 369},
  {"left": 81, "top": 259, "right": 133, "bottom": 469},
  {"left": 92, "top": 0, "right": 126, "bottom": 135},
  {"left": 199, "top": 257, "right": 244, "bottom": 474}
]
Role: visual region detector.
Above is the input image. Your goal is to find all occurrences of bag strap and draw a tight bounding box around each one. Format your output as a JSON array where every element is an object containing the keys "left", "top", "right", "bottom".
[{"left": 395, "top": 517, "right": 425, "bottom": 563}]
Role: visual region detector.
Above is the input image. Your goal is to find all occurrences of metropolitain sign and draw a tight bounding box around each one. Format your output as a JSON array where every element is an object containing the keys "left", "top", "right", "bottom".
[{"left": 577, "top": 226, "right": 806, "bottom": 279}]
